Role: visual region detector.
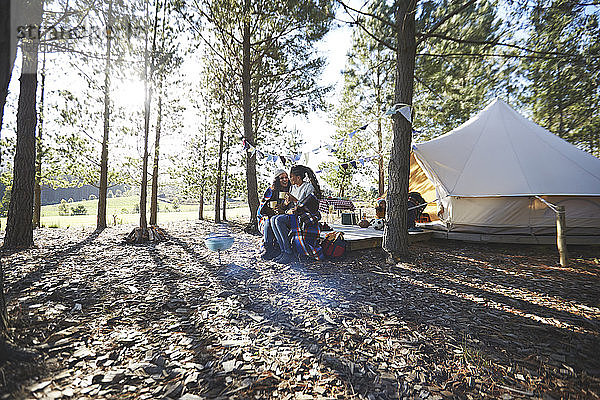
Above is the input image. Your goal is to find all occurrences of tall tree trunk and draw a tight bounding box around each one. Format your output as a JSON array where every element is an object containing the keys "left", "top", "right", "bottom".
[
  {"left": 222, "top": 134, "right": 230, "bottom": 221},
  {"left": 97, "top": 0, "right": 113, "bottom": 230},
  {"left": 140, "top": 0, "right": 159, "bottom": 231},
  {"left": 0, "top": 0, "right": 16, "bottom": 132},
  {"left": 150, "top": 0, "right": 166, "bottom": 226},
  {"left": 198, "top": 113, "right": 208, "bottom": 220},
  {"left": 4, "top": 34, "right": 40, "bottom": 249},
  {"left": 140, "top": 73, "right": 151, "bottom": 230},
  {"left": 149, "top": 93, "right": 162, "bottom": 225},
  {"left": 376, "top": 68, "right": 384, "bottom": 196},
  {"left": 0, "top": 0, "right": 42, "bottom": 348},
  {"left": 0, "top": 0, "right": 11, "bottom": 340},
  {"left": 215, "top": 109, "right": 225, "bottom": 223},
  {"left": 383, "top": 0, "right": 417, "bottom": 260},
  {"left": 242, "top": 0, "right": 259, "bottom": 229},
  {"left": 378, "top": 118, "right": 384, "bottom": 196},
  {"left": 33, "top": 49, "right": 46, "bottom": 228}
]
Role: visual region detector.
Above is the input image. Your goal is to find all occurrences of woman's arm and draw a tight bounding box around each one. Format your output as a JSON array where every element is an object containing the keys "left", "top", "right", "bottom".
[{"left": 257, "top": 187, "right": 275, "bottom": 218}]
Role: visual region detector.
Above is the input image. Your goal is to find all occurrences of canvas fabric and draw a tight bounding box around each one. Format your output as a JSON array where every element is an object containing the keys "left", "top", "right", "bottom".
[{"left": 411, "top": 99, "right": 600, "bottom": 235}]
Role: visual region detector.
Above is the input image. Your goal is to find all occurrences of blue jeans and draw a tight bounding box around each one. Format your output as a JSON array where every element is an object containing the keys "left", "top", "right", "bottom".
[
  {"left": 271, "top": 214, "right": 292, "bottom": 254},
  {"left": 263, "top": 218, "right": 279, "bottom": 254}
]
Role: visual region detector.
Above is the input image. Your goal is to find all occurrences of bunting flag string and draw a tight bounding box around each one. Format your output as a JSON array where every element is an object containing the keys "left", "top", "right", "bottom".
[
  {"left": 322, "top": 103, "right": 412, "bottom": 154},
  {"left": 240, "top": 102, "right": 415, "bottom": 166},
  {"left": 315, "top": 154, "right": 382, "bottom": 175}
]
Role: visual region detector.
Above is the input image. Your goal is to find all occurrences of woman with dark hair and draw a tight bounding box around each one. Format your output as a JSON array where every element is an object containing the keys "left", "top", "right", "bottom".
[
  {"left": 271, "top": 165, "right": 324, "bottom": 264},
  {"left": 257, "top": 169, "right": 290, "bottom": 260}
]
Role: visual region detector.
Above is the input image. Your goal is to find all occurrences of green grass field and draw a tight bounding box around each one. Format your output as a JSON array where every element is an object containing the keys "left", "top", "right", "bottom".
[{"left": 0, "top": 196, "right": 251, "bottom": 230}]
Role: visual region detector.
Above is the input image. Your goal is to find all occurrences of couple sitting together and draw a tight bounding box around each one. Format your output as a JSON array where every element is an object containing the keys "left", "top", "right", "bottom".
[{"left": 257, "top": 165, "right": 324, "bottom": 264}]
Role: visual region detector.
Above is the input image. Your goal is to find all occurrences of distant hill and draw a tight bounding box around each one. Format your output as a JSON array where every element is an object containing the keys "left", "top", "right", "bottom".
[
  {"left": 40, "top": 184, "right": 131, "bottom": 205},
  {"left": 0, "top": 182, "right": 131, "bottom": 206}
]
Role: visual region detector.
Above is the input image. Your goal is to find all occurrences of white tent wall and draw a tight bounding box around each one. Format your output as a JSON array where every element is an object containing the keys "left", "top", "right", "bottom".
[
  {"left": 412, "top": 99, "right": 600, "bottom": 197},
  {"left": 445, "top": 196, "right": 600, "bottom": 235},
  {"left": 410, "top": 98, "right": 600, "bottom": 240}
]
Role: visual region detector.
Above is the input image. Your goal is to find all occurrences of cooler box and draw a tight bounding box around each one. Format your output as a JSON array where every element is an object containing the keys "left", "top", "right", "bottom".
[{"left": 341, "top": 212, "right": 358, "bottom": 225}]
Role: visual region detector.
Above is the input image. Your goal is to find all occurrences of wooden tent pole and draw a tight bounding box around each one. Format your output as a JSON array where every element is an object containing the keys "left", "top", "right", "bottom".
[
  {"left": 556, "top": 205, "right": 568, "bottom": 267},
  {"left": 536, "top": 196, "right": 568, "bottom": 267}
]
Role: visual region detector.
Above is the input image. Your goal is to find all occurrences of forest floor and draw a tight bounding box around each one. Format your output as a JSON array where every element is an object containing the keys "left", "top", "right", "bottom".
[{"left": 1, "top": 220, "right": 599, "bottom": 400}]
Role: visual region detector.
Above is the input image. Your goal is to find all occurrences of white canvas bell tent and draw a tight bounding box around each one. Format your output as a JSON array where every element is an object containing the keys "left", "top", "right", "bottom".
[{"left": 410, "top": 98, "right": 600, "bottom": 240}]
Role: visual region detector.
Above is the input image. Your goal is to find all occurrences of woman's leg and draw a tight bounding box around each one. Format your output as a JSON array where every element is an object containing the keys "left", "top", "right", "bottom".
[
  {"left": 270, "top": 215, "right": 286, "bottom": 253},
  {"left": 272, "top": 215, "right": 295, "bottom": 264},
  {"left": 272, "top": 215, "right": 292, "bottom": 255},
  {"left": 261, "top": 218, "right": 279, "bottom": 259}
]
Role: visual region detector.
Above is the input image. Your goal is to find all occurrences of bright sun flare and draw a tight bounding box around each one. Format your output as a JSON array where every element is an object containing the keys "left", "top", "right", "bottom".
[{"left": 114, "top": 79, "right": 146, "bottom": 109}]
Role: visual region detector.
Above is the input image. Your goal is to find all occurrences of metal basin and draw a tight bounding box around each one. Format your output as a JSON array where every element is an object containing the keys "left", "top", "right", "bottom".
[{"left": 205, "top": 235, "right": 235, "bottom": 252}]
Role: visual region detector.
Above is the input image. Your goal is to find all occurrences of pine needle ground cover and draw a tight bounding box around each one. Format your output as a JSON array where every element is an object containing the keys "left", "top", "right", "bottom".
[{"left": 1, "top": 220, "right": 598, "bottom": 399}]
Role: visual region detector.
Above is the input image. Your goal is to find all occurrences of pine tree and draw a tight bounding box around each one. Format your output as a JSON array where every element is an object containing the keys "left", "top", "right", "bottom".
[
  {"left": 177, "top": 0, "right": 334, "bottom": 229},
  {"left": 339, "top": 0, "right": 493, "bottom": 258},
  {"left": 413, "top": 0, "right": 502, "bottom": 138},
  {"left": 521, "top": 1, "right": 600, "bottom": 156},
  {"left": 4, "top": 0, "right": 43, "bottom": 249},
  {"left": 150, "top": 0, "right": 182, "bottom": 226}
]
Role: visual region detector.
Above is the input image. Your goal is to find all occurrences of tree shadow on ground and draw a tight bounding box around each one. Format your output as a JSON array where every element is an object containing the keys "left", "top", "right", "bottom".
[
  {"left": 4, "top": 230, "right": 101, "bottom": 299},
  {"left": 165, "top": 230, "right": 600, "bottom": 399},
  {"left": 416, "top": 239, "right": 600, "bottom": 307},
  {"left": 2, "top": 230, "right": 241, "bottom": 399},
  {"left": 3, "top": 223, "right": 599, "bottom": 399}
]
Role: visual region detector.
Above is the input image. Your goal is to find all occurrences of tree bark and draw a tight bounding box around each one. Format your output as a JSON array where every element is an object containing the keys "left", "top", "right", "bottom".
[
  {"left": 150, "top": 0, "right": 167, "bottom": 226},
  {"left": 33, "top": 50, "right": 45, "bottom": 228},
  {"left": 378, "top": 119, "right": 384, "bottom": 196},
  {"left": 0, "top": 261, "right": 6, "bottom": 342},
  {"left": 242, "top": 0, "right": 259, "bottom": 229},
  {"left": 0, "top": 0, "right": 16, "bottom": 132},
  {"left": 222, "top": 134, "right": 230, "bottom": 221},
  {"left": 198, "top": 193, "right": 204, "bottom": 220},
  {"left": 382, "top": 0, "right": 417, "bottom": 260},
  {"left": 149, "top": 93, "right": 162, "bottom": 225},
  {"left": 0, "top": 0, "right": 41, "bottom": 346},
  {"left": 198, "top": 113, "right": 208, "bottom": 220},
  {"left": 140, "top": 79, "right": 151, "bottom": 230},
  {"left": 215, "top": 109, "right": 224, "bottom": 223},
  {"left": 140, "top": 0, "right": 159, "bottom": 231},
  {"left": 376, "top": 67, "right": 385, "bottom": 196},
  {"left": 4, "top": 32, "right": 40, "bottom": 249},
  {"left": 97, "top": 0, "right": 113, "bottom": 231}
]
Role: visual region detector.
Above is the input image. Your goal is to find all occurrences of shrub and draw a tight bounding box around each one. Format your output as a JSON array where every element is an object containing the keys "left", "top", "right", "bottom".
[
  {"left": 108, "top": 190, "right": 114, "bottom": 198},
  {"left": 58, "top": 199, "right": 70, "bottom": 216},
  {"left": 71, "top": 205, "right": 88, "bottom": 215},
  {"left": 115, "top": 189, "right": 122, "bottom": 197},
  {"left": 121, "top": 208, "right": 129, "bottom": 214},
  {"left": 68, "top": 198, "right": 74, "bottom": 203},
  {"left": 0, "top": 188, "right": 10, "bottom": 217},
  {"left": 89, "top": 194, "right": 97, "bottom": 200}
]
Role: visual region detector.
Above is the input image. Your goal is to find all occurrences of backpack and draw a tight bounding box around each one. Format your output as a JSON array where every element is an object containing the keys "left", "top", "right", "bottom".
[
  {"left": 408, "top": 192, "right": 426, "bottom": 207},
  {"left": 408, "top": 191, "right": 427, "bottom": 219},
  {"left": 321, "top": 231, "right": 346, "bottom": 258}
]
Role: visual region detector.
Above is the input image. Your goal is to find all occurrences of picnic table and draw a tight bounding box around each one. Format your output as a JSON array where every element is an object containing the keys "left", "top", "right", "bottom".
[{"left": 319, "top": 198, "right": 355, "bottom": 213}]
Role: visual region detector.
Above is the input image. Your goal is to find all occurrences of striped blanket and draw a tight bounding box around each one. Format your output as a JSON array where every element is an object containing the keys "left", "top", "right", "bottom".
[{"left": 290, "top": 193, "right": 324, "bottom": 261}]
